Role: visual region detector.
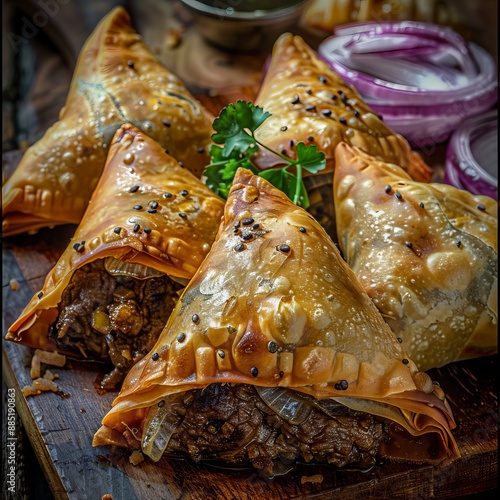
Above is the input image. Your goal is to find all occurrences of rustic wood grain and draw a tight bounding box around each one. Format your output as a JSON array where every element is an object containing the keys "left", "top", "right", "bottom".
[{"left": 2, "top": 223, "right": 498, "bottom": 500}]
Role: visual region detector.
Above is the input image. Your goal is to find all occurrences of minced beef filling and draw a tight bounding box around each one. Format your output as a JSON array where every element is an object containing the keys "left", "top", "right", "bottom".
[
  {"left": 163, "top": 383, "right": 386, "bottom": 476},
  {"left": 52, "top": 260, "right": 183, "bottom": 388}
]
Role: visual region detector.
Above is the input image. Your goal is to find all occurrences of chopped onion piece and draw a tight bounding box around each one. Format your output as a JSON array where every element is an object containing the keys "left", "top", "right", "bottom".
[
  {"left": 255, "top": 386, "right": 312, "bottom": 424},
  {"left": 104, "top": 257, "right": 164, "bottom": 279},
  {"left": 318, "top": 21, "right": 498, "bottom": 146}
]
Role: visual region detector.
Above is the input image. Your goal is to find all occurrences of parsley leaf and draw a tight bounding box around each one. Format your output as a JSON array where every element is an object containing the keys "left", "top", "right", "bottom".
[{"left": 203, "top": 101, "right": 326, "bottom": 209}]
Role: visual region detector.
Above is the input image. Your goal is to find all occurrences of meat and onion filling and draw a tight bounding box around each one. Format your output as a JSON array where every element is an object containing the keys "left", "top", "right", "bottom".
[
  {"left": 51, "top": 259, "right": 184, "bottom": 389},
  {"left": 139, "top": 383, "right": 388, "bottom": 476}
]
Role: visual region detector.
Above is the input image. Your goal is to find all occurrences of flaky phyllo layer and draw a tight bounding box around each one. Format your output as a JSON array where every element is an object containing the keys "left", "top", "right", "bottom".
[
  {"left": 334, "top": 143, "right": 497, "bottom": 372},
  {"left": 6, "top": 125, "right": 225, "bottom": 387},
  {"left": 2, "top": 6, "right": 214, "bottom": 236},
  {"left": 93, "top": 168, "right": 460, "bottom": 473}
]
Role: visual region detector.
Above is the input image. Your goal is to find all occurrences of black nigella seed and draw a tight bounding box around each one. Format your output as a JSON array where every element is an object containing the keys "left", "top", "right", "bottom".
[
  {"left": 178, "top": 161, "right": 184, "bottom": 168},
  {"left": 456, "top": 241, "right": 462, "bottom": 248},
  {"left": 331, "top": 94, "right": 337, "bottom": 100},
  {"left": 158, "top": 400, "right": 165, "bottom": 408},
  {"left": 242, "top": 233, "right": 253, "bottom": 241},
  {"left": 217, "top": 350, "right": 225, "bottom": 359},
  {"left": 180, "top": 190, "right": 188, "bottom": 196},
  {"left": 291, "top": 94, "right": 300, "bottom": 104},
  {"left": 353, "top": 109, "right": 360, "bottom": 117},
  {"left": 419, "top": 202, "right": 425, "bottom": 208},
  {"left": 340, "top": 94, "right": 349, "bottom": 105},
  {"left": 306, "top": 89, "right": 312, "bottom": 95},
  {"left": 152, "top": 352, "right": 159, "bottom": 361},
  {"left": 267, "top": 341, "right": 278, "bottom": 353},
  {"left": 197, "top": 147, "right": 204, "bottom": 153},
  {"left": 405, "top": 241, "right": 413, "bottom": 249},
  {"left": 378, "top": 114, "right": 384, "bottom": 120},
  {"left": 233, "top": 228, "right": 239, "bottom": 234},
  {"left": 147, "top": 209, "right": 157, "bottom": 214},
  {"left": 242, "top": 218, "right": 254, "bottom": 226},
  {"left": 127, "top": 60, "right": 134, "bottom": 68},
  {"left": 305, "top": 105, "right": 316, "bottom": 112},
  {"left": 192, "top": 314, "right": 199, "bottom": 324},
  {"left": 162, "top": 119, "right": 171, "bottom": 127},
  {"left": 334, "top": 380, "right": 349, "bottom": 391},
  {"left": 177, "top": 332, "right": 186, "bottom": 343},
  {"left": 279, "top": 371, "right": 284, "bottom": 377},
  {"left": 321, "top": 109, "right": 332, "bottom": 117},
  {"left": 278, "top": 244, "right": 291, "bottom": 253},
  {"left": 281, "top": 126, "right": 288, "bottom": 131},
  {"left": 307, "top": 136, "right": 314, "bottom": 142},
  {"left": 289, "top": 140, "right": 295, "bottom": 147},
  {"left": 113, "top": 227, "right": 121, "bottom": 234},
  {"left": 144, "top": 227, "right": 152, "bottom": 234},
  {"left": 163, "top": 192, "right": 172, "bottom": 198},
  {"left": 339, "top": 117, "right": 347, "bottom": 125},
  {"left": 129, "top": 185, "right": 140, "bottom": 193},
  {"left": 37, "top": 291, "right": 44, "bottom": 299},
  {"left": 395, "top": 192, "right": 403, "bottom": 200},
  {"left": 234, "top": 221, "right": 241, "bottom": 228},
  {"left": 179, "top": 212, "right": 187, "bottom": 219},
  {"left": 402, "top": 358, "right": 409, "bottom": 365},
  {"left": 433, "top": 380, "right": 440, "bottom": 387},
  {"left": 299, "top": 227, "right": 306, "bottom": 233},
  {"left": 234, "top": 243, "right": 245, "bottom": 252},
  {"left": 477, "top": 204, "right": 486, "bottom": 211},
  {"left": 252, "top": 223, "right": 260, "bottom": 230},
  {"left": 133, "top": 224, "right": 140, "bottom": 233},
  {"left": 384, "top": 185, "right": 392, "bottom": 193},
  {"left": 250, "top": 367, "right": 259, "bottom": 377},
  {"left": 165, "top": 149, "right": 170, "bottom": 154},
  {"left": 319, "top": 75, "right": 327, "bottom": 83},
  {"left": 281, "top": 149, "right": 287, "bottom": 155},
  {"left": 149, "top": 201, "right": 159, "bottom": 209},
  {"left": 397, "top": 337, "right": 403, "bottom": 343},
  {"left": 73, "top": 242, "right": 85, "bottom": 253},
  {"left": 133, "top": 205, "right": 143, "bottom": 210}
]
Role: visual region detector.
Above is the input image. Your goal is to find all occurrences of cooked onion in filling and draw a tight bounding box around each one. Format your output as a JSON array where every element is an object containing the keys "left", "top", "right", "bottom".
[
  {"left": 140, "top": 383, "right": 388, "bottom": 476},
  {"left": 51, "top": 260, "right": 183, "bottom": 388}
]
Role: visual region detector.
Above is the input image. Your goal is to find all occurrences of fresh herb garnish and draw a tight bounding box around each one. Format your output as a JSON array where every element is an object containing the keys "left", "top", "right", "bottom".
[{"left": 203, "top": 101, "right": 326, "bottom": 208}]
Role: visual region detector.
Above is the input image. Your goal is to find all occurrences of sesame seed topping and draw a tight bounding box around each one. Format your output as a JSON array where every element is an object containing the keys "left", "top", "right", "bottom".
[
  {"left": 217, "top": 350, "right": 225, "bottom": 359},
  {"left": 162, "top": 119, "right": 171, "bottom": 127},
  {"left": 192, "top": 314, "right": 199, "bottom": 323},
  {"left": 234, "top": 243, "right": 245, "bottom": 252},
  {"left": 129, "top": 185, "right": 140, "bottom": 193},
  {"left": 384, "top": 185, "right": 392, "bottom": 193},
  {"left": 334, "top": 380, "right": 348, "bottom": 390},
  {"left": 267, "top": 341, "right": 278, "bottom": 353},
  {"left": 242, "top": 218, "right": 254, "bottom": 226},
  {"left": 144, "top": 227, "right": 152, "bottom": 234},
  {"left": 113, "top": 227, "right": 121, "bottom": 234},
  {"left": 133, "top": 205, "right": 143, "bottom": 210},
  {"left": 402, "top": 358, "right": 409, "bottom": 365},
  {"left": 163, "top": 192, "right": 172, "bottom": 198},
  {"left": 133, "top": 224, "right": 140, "bottom": 232},
  {"left": 250, "top": 367, "right": 259, "bottom": 377},
  {"left": 180, "top": 190, "right": 188, "bottom": 196},
  {"left": 278, "top": 244, "right": 291, "bottom": 253},
  {"left": 177, "top": 333, "right": 186, "bottom": 343},
  {"left": 152, "top": 352, "right": 159, "bottom": 361},
  {"left": 281, "top": 126, "right": 288, "bottom": 131},
  {"left": 477, "top": 204, "right": 486, "bottom": 211},
  {"left": 299, "top": 227, "right": 306, "bottom": 233}
]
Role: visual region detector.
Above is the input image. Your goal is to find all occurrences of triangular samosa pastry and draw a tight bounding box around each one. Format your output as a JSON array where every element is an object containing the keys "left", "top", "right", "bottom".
[
  {"left": 251, "top": 33, "right": 432, "bottom": 233},
  {"left": 334, "top": 142, "right": 497, "bottom": 372},
  {"left": 2, "top": 6, "right": 214, "bottom": 237},
  {"left": 6, "top": 124, "right": 225, "bottom": 388},
  {"left": 93, "top": 168, "right": 459, "bottom": 475}
]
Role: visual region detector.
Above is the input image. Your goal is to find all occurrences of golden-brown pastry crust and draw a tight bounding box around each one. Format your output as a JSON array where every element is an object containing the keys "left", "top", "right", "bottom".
[
  {"left": 334, "top": 142, "right": 497, "bottom": 371},
  {"left": 253, "top": 33, "right": 431, "bottom": 183},
  {"left": 94, "top": 167, "right": 459, "bottom": 466},
  {"left": 6, "top": 124, "right": 225, "bottom": 353},
  {"left": 2, "top": 7, "right": 214, "bottom": 237}
]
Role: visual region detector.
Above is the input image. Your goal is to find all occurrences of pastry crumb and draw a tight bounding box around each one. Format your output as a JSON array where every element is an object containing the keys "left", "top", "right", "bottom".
[
  {"left": 129, "top": 450, "right": 145, "bottom": 465},
  {"left": 102, "top": 495, "right": 113, "bottom": 500},
  {"left": 300, "top": 474, "right": 323, "bottom": 484},
  {"left": 9, "top": 279, "right": 20, "bottom": 291}
]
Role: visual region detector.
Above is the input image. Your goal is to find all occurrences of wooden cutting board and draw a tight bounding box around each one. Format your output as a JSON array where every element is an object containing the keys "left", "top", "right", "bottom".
[{"left": 2, "top": 86, "right": 498, "bottom": 500}]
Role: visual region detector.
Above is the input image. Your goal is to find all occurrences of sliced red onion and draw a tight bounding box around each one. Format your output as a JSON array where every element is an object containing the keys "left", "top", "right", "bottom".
[
  {"left": 444, "top": 110, "right": 498, "bottom": 200},
  {"left": 318, "top": 21, "right": 498, "bottom": 147}
]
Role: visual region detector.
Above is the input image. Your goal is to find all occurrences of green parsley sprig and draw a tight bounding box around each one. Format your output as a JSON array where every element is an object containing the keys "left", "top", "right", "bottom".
[{"left": 203, "top": 101, "right": 326, "bottom": 208}]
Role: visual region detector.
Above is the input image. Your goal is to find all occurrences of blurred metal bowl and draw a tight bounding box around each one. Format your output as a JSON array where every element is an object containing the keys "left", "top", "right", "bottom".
[{"left": 180, "top": 0, "right": 310, "bottom": 51}]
